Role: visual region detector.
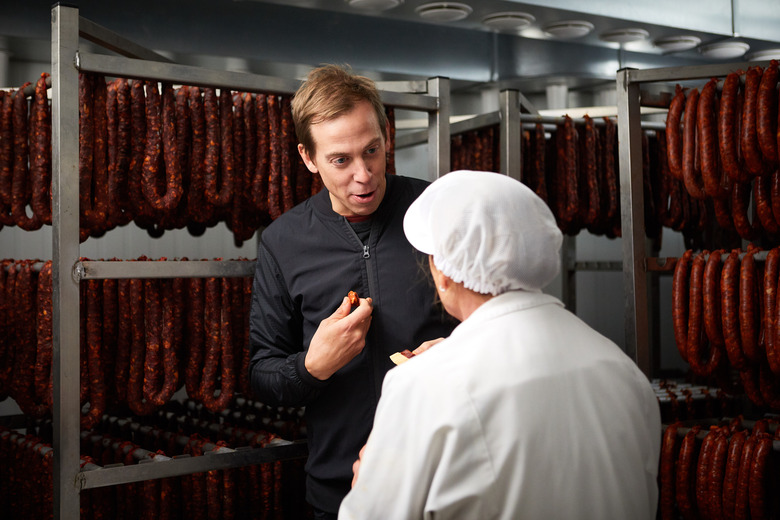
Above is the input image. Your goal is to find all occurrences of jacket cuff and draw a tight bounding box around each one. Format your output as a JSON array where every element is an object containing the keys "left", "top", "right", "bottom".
[{"left": 295, "top": 352, "right": 330, "bottom": 389}]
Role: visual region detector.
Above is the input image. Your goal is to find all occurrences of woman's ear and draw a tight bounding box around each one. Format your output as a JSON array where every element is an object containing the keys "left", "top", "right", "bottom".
[{"left": 428, "top": 255, "right": 448, "bottom": 292}]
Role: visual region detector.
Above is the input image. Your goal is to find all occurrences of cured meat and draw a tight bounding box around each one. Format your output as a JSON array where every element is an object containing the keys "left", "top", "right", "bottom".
[
  {"left": 12, "top": 84, "right": 43, "bottom": 231},
  {"left": 757, "top": 60, "right": 779, "bottom": 165},
  {"left": 742, "top": 66, "right": 765, "bottom": 176},
  {"left": 30, "top": 73, "right": 52, "bottom": 225},
  {"left": 666, "top": 85, "right": 685, "bottom": 180},
  {"left": 673, "top": 250, "right": 694, "bottom": 362}
]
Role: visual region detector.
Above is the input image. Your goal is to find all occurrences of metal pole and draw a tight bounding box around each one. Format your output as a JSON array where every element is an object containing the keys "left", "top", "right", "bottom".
[
  {"left": 499, "top": 89, "right": 521, "bottom": 181},
  {"left": 427, "top": 77, "right": 450, "bottom": 179},
  {"left": 51, "top": 4, "right": 82, "bottom": 519},
  {"left": 616, "top": 68, "right": 651, "bottom": 377}
]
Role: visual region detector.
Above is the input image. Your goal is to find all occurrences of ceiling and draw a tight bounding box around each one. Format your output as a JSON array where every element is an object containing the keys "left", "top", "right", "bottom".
[{"left": 1, "top": 0, "right": 779, "bottom": 110}]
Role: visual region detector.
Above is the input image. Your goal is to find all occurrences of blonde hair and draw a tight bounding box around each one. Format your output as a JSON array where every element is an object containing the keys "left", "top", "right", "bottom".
[{"left": 291, "top": 64, "right": 388, "bottom": 155}]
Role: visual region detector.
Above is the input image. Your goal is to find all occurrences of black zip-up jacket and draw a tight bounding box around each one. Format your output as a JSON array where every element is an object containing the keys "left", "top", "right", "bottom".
[{"left": 249, "top": 174, "right": 456, "bottom": 513}]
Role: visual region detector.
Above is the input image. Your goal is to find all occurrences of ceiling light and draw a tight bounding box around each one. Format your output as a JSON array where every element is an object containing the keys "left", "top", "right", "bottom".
[
  {"left": 600, "top": 28, "right": 650, "bottom": 44},
  {"left": 415, "top": 2, "right": 473, "bottom": 22},
  {"left": 482, "top": 11, "right": 535, "bottom": 32},
  {"left": 543, "top": 20, "right": 594, "bottom": 39},
  {"left": 749, "top": 48, "right": 780, "bottom": 62},
  {"left": 345, "top": 0, "right": 403, "bottom": 9},
  {"left": 699, "top": 41, "right": 750, "bottom": 59},
  {"left": 653, "top": 35, "right": 702, "bottom": 52}
]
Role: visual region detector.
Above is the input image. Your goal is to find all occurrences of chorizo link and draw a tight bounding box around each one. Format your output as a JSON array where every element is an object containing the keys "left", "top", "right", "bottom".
[
  {"left": 676, "top": 424, "right": 701, "bottom": 520},
  {"left": 667, "top": 85, "right": 685, "bottom": 180},
  {"left": 12, "top": 84, "right": 43, "bottom": 231},
  {"left": 723, "top": 250, "right": 748, "bottom": 370},
  {"left": 720, "top": 72, "right": 747, "bottom": 183},
  {"left": 698, "top": 78, "right": 726, "bottom": 198},
  {"left": 748, "top": 433, "right": 772, "bottom": 520},
  {"left": 742, "top": 66, "right": 765, "bottom": 176},
  {"left": 766, "top": 248, "right": 780, "bottom": 374},
  {"left": 695, "top": 426, "right": 717, "bottom": 518},
  {"left": 35, "top": 260, "right": 53, "bottom": 410},
  {"left": 659, "top": 422, "right": 680, "bottom": 520},
  {"left": 723, "top": 429, "right": 747, "bottom": 520},
  {"left": 81, "top": 279, "right": 106, "bottom": 430},
  {"left": 0, "top": 90, "right": 13, "bottom": 220},
  {"left": 739, "top": 249, "right": 761, "bottom": 362},
  {"left": 280, "top": 96, "right": 295, "bottom": 214},
  {"left": 704, "top": 249, "right": 726, "bottom": 346},
  {"left": 755, "top": 172, "right": 778, "bottom": 232},
  {"left": 267, "top": 94, "right": 282, "bottom": 220},
  {"left": 707, "top": 428, "right": 728, "bottom": 520},
  {"left": 30, "top": 73, "right": 52, "bottom": 225},
  {"left": 688, "top": 250, "right": 720, "bottom": 376},
  {"left": 251, "top": 93, "right": 269, "bottom": 214},
  {"left": 682, "top": 87, "right": 706, "bottom": 199},
  {"left": 757, "top": 60, "right": 779, "bottom": 165},
  {"left": 673, "top": 249, "right": 694, "bottom": 362},
  {"left": 185, "top": 277, "right": 205, "bottom": 400}
]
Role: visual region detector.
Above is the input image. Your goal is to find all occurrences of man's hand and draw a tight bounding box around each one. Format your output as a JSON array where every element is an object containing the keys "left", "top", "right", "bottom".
[{"left": 304, "top": 295, "right": 373, "bottom": 380}]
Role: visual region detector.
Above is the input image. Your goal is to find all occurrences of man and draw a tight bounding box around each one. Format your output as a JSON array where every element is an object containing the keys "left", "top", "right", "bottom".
[{"left": 248, "top": 64, "right": 455, "bottom": 518}]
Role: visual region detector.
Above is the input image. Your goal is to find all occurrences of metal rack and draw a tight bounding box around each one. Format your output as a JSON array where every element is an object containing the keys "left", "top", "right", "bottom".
[
  {"left": 47, "top": 5, "right": 451, "bottom": 518},
  {"left": 615, "top": 59, "right": 774, "bottom": 380}
]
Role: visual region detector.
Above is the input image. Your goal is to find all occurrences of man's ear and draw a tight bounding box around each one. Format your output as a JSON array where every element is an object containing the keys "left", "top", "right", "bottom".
[{"left": 298, "top": 143, "right": 318, "bottom": 174}]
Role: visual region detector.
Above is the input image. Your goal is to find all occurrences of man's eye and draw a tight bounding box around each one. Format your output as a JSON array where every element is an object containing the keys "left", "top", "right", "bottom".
[
  {"left": 334, "top": 157, "right": 347, "bottom": 165},
  {"left": 365, "top": 147, "right": 378, "bottom": 155}
]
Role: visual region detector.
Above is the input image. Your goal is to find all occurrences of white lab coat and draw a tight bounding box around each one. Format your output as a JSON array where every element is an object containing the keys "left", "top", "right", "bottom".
[{"left": 339, "top": 290, "right": 661, "bottom": 520}]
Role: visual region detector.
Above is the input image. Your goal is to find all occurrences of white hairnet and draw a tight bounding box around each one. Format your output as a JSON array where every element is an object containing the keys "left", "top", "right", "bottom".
[{"left": 403, "top": 170, "right": 563, "bottom": 295}]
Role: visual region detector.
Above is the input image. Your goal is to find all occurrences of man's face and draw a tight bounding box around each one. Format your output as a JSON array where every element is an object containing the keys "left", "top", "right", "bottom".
[{"left": 298, "top": 100, "right": 388, "bottom": 218}]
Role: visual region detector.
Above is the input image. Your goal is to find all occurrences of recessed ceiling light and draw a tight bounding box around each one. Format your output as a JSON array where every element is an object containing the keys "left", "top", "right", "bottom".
[
  {"left": 415, "top": 2, "right": 473, "bottom": 22},
  {"left": 749, "top": 48, "right": 780, "bottom": 61},
  {"left": 653, "top": 35, "right": 702, "bottom": 52},
  {"left": 699, "top": 41, "right": 750, "bottom": 59},
  {"left": 600, "top": 28, "right": 650, "bottom": 44},
  {"left": 543, "top": 20, "right": 595, "bottom": 39},
  {"left": 482, "top": 12, "right": 535, "bottom": 32},
  {"left": 345, "top": 0, "right": 403, "bottom": 9}
]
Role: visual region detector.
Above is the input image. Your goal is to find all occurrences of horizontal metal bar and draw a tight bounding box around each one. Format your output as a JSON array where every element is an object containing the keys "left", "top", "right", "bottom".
[
  {"left": 78, "top": 16, "right": 173, "bottom": 63},
  {"left": 76, "top": 259, "right": 255, "bottom": 280},
  {"left": 572, "top": 261, "right": 623, "bottom": 272},
  {"left": 77, "top": 440, "right": 308, "bottom": 489},
  {"left": 380, "top": 89, "right": 439, "bottom": 112},
  {"left": 375, "top": 80, "right": 429, "bottom": 94},
  {"left": 76, "top": 52, "right": 303, "bottom": 94},
  {"left": 397, "top": 112, "right": 501, "bottom": 149},
  {"left": 624, "top": 60, "right": 775, "bottom": 85},
  {"left": 76, "top": 52, "right": 438, "bottom": 112}
]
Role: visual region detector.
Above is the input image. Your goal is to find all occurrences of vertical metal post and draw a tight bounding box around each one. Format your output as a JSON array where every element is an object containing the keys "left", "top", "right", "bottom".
[
  {"left": 51, "top": 5, "right": 82, "bottom": 519},
  {"left": 561, "top": 236, "right": 577, "bottom": 313},
  {"left": 427, "top": 76, "right": 450, "bottom": 179},
  {"left": 499, "top": 89, "right": 521, "bottom": 181},
  {"left": 616, "top": 68, "right": 651, "bottom": 377}
]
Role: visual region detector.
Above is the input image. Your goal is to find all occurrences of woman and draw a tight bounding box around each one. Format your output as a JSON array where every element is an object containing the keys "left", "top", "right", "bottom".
[{"left": 339, "top": 170, "right": 661, "bottom": 520}]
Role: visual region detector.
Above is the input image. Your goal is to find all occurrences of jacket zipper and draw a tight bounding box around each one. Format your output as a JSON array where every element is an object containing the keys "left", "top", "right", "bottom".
[{"left": 344, "top": 220, "right": 376, "bottom": 298}]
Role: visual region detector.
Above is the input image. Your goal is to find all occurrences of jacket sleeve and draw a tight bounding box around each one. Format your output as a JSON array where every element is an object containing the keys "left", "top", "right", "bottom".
[
  {"left": 248, "top": 238, "right": 328, "bottom": 406},
  {"left": 338, "top": 366, "right": 496, "bottom": 520}
]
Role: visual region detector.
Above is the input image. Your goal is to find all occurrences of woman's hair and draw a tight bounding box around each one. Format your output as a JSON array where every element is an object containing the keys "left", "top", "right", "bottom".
[{"left": 291, "top": 64, "right": 388, "bottom": 156}]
